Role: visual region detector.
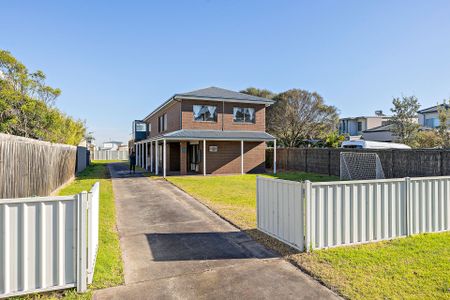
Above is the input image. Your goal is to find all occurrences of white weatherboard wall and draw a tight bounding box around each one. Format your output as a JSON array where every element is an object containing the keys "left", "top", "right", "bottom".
[
  {"left": 0, "top": 183, "right": 100, "bottom": 298},
  {"left": 256, "top": 176, "right": 450, "bottom": 251}
]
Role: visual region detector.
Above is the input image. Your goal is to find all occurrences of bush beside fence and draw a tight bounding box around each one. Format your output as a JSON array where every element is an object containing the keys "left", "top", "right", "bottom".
[
  {"left": 0, "top": 133, "right": 77, "bottom": 198},
  {"left": 257, "top": 176, "right": 450, "bottom": 251},
  {"left": 267, "top": 148, "right": 450, "bottom": 178}
]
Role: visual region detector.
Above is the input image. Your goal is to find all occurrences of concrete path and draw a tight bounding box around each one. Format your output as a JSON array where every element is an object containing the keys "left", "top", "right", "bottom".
[{"left": 94, "top": 163, "right": 339, "bottom": 300}]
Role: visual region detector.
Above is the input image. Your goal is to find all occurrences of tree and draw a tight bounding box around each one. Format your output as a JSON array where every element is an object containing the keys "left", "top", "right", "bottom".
[
  {"left": 390, "top": 96, "right": 421, "bottom": 147},
  {"left": 437, "top": 101, "right": 450, "bottom": 148},
  {"left": 0, "top": 49, "right": 85, "bottom": 145},
  {"left": 415, "top": 130, "right": 442, "bottom": 148},
  {"left": 323, "top": 131, "right": 346, "bottom": 148},
  {"left": 267, "top": 89, "right": 339, "bottom": 147},
  {"left": 240, "top": 87, "right": 276, "bottom": 99}
]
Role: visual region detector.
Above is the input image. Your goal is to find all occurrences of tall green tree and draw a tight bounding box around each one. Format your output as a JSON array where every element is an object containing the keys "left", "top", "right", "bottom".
[
  {"left": 437, "top": 101, "right": 450, "bottom": 148},
  {"left": 267, "top": 89, "right": 338, "bottom": 147},
  {"left": 390, "top": 96, "right": 421, "bottom": 146},
  {"left": 0, "top": 49, "right": 85, "bottom": 145},
  {"left": 240, "top": 87, "right": 276, "bottom": 99}
]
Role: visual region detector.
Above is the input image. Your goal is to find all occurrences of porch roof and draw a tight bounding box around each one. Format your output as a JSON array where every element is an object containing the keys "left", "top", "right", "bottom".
[{"left": 140, "top": 130, "right": 275, "bottom": 142}]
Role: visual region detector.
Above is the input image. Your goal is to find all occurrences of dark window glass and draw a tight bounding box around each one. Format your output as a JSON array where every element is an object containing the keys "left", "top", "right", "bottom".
[
  {"left": 233, "top": 107, "right": 255, "bottom": 123},
  {"left": 193, "top": 105, "right": 217, "bottom": 122}
]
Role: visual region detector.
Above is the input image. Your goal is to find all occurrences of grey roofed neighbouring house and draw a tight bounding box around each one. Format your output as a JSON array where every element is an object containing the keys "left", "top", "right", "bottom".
[
  {"left": 149, "top": 129, "right": 275, "bottom": 141},
  {"left": 417, "top": 103, "right": 450, "bottom": 114}
]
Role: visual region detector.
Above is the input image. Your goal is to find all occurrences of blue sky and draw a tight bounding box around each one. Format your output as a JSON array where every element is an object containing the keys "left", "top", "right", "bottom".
[{"left": 2, "top": 0, "right": 450, "bottom": 145}]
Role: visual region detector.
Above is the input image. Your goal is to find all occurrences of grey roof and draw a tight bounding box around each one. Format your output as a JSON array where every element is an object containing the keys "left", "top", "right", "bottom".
[
  {"left": 158, "top": 130, "right": 275, "bottom": 141},
  {"left": 417, "top": 104, "right": 450, "bottom": 114},
  {"left": 364, "top": 123, "right": 430, "bottom": 133},
  {"left": 143, "top": 86, "right": 274, "bottom": 121},
  {"left": 175, "top": 87, "right": 274, "bottom": 104}
]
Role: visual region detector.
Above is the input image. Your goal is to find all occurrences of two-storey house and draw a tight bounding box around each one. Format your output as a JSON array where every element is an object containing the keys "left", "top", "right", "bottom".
[
  {"left": 133, "top": 87, "right": 276, "bottom": 177},
  {"left": 418, "top": 104, "right": 450, "bottom": 129}
]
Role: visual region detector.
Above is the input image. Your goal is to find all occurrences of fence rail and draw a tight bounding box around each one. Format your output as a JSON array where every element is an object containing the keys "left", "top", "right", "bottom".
[
  {"left": 257, "top": 176, "right": 450, "bottom": 251},
  {"left": 92, "top": 150, "right": 128, "bottom": 161},
  {"left": 0, "top": 183, "right": 100, "bottom": 298}
]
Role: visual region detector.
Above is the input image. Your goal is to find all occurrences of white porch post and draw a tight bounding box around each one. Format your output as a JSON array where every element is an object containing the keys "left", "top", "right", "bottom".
[
  {"left": 241, "top": 140, "right": 244, "bottom": 175},
  {"left": 203, "top": 139, "right": 206, "bottom": 176},
  {"left": 144, "top": 142, "right": 148, "bottom": 170},
  {"left": 163, "top": 139, "right": 167, "bottom": 178},
  {"left": 155, "top": 140, "right": 159, "bottom": 175},
  {"left": 136, "top": 143, "right": 140, "bottom": 166},
  {"left": 273, "top": 139, "right": 277, "bottom": 174},
  {"left": 134, "top": 144, "right": 138, "bottom": 166},
  {"left": 150, "top": 141, "right": 153, "bottom": 173}
]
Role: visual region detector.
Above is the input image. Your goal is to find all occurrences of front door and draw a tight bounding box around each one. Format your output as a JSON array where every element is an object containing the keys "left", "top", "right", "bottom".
[{"left": 188, "top": 144, "right": 200, "bottom": 172}]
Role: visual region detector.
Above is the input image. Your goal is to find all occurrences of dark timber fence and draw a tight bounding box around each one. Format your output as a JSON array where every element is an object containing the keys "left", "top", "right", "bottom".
[
  {"left": 0, "top": 133, "right": 77, "bottom": 198},
  {"left": 266, "top": 147, "right": 450, "bottom": 178}
]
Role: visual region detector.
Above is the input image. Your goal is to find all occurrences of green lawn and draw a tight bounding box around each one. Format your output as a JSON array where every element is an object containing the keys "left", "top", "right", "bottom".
[
  {"left": 166, "top": 172, "right": 450, "bottom": 299},
  {"left": 17, "top": 161, "right": 124, "bottom": 300}
]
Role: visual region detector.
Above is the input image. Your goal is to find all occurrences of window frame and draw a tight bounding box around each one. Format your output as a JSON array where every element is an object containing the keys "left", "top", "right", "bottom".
[
  {"left": 233, "top": 107, "right": 256, "bottom": 124},
  {"left": 193, "top": 105, "right": 218, "bottom": 122}
]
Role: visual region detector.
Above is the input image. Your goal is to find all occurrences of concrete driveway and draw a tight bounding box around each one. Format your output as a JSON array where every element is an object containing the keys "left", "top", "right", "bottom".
[{"left": 93, "top": 163, "right": 339, "bottom": 300}]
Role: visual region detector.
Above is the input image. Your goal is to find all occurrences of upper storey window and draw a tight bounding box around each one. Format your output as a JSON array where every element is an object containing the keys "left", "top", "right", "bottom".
[
  {"left": 193, "top": 105, "right": 217, "bottom": 122},
  {"left": 158, "top": 114, "right": 167, "bottom": 132},
  {"left": 233, "top": 107, "right": 255, "bottom": 123}
]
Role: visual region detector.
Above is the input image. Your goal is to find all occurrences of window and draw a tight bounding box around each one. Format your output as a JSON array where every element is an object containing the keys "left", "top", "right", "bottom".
[
  {"left": 425, "top": 118, "right": 439, "bottom": 128},
  {"left": 158, "top": 114, "right": 167, "bottom": 132},
  {"left": 193, "top": 105, "right": 217, "bottom": 122},
  {"left": 233, "top": 107, "right": 255, "bottom": 123},
  {"left": 148, "top": 123, "right": 151, "bottom": 132},
  {"left": 357, "top": 121, "right": 362, "bottom": 131}
]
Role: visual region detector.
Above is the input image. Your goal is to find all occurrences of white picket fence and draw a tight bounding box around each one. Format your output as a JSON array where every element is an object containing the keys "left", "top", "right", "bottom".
[
  {"left": 0, "top": 182, "right": 100, "bottom": 298},
  {"left": 92, "top": 150, "right": 128, "bottom": 161},
  {"left": 257, "top": 176, "right": 450, "bottom": 251}
]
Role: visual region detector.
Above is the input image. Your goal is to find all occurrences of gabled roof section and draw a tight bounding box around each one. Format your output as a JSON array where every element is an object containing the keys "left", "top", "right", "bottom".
[
  {"left": 418, "top": 104, "right": 450, "bottom": 114},
  {"left": 143, "top": 87, "right": 274, "bottom": 121},
  {"left": 175, "top": 87, "right": 274, "bottom": 104}
]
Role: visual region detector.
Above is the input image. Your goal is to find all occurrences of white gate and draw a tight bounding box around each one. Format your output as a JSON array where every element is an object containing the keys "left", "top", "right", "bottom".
[
  {"left": 257, "top": 176, "right": 450, "bottom": 251},
  {"left": 0, "top": 183, "right": 100, "bottom": 298}
]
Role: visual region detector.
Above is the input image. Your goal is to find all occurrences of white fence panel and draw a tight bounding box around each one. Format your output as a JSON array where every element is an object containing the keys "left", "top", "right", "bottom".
[
  {"left": 92, "top": 150, "right": 128, "bottom": 161},
  {"left": 257, "top": 176, "right": 450, "bottom": 252},
  {"left": 309, "top": 179, "right": 407, "bottom": 249},
  {"left": 0, "top": 183, "right": 100, "bottom": 298},
  {"left": 87, "top": 182, "right": 100, "bottom": 284},
  {"left": 409, "top": 176, "right": 450, "bottom": 235},
  {"left": 257, "top": 177, "right": 304, "bottom": 251}
]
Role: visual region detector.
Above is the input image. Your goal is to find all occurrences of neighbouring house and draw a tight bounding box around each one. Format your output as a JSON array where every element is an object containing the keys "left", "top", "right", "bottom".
[
  {"left": 133, "top": 87, "right": 276, "bottom": 176},
  {"left": 418, "top": 104, "right": 450, "bottom": 129},
  {"left": 100, "top": 140, "right": 123, "bottom": 151},
  {"left": 339, "top": 112, "right": 391, "bottom": 139}
]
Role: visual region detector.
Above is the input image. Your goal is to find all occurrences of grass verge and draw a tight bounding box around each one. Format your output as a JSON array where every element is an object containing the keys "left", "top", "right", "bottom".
[{"left": 166, "top": 172, "right": 450, "bottom": 299}]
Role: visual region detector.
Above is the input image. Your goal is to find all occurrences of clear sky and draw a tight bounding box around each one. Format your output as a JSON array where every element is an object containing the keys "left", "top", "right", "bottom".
[{"left": 2, "top": 0, "right": 450, "bottom": 145}]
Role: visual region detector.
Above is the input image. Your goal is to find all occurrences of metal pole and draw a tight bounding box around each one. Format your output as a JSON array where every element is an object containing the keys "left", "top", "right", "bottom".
[
  {"left": 163, "top": 139, "right": 167, "bottom": 178},
  {"left": 273, "top": 139, "right": 277, "bottom": 174},
  {"left": 203, "top": 139, "right": 206, "bottom": 176},
  {"left": 241, "top": 140, "right": 244, "bottom": 175}
]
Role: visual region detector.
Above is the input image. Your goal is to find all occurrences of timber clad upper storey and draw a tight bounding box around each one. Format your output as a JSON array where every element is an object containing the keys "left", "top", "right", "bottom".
[{"left": 134, "top": 87, "right": 276, "bottom": 176}]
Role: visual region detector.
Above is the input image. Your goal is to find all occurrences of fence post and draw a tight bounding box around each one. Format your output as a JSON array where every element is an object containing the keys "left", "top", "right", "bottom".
[
  {"left": 304, "top": 180, "right": 312, "bottom": 252},
  {"left": 76, "top": 191, "right": 88, "bottom": 292},
  {"left": 405, "top": 177, "right": 411, "bottom": 236}
]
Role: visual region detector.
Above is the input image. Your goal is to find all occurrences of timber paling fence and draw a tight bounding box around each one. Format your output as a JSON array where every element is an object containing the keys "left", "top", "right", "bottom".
[
  {"left": 0, "top": 133, "right": 77, "bottom": 199},
  {"left": 0, "top": 182, "right": 100, "bottom": 298},
  {"left": 257, "top": 176, "right": 450, "bottom": 251},
  {"left": 92, "top": 150, "right": 128, "bottom": 161},
  {"left": 266, "top": 148, "right": 450, "bottom": 178}
]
